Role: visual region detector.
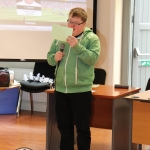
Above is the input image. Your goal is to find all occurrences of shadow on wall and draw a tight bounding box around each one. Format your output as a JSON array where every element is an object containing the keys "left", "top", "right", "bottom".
[{"left": 94, "top": 30, "right": 107, "bottom": 68}]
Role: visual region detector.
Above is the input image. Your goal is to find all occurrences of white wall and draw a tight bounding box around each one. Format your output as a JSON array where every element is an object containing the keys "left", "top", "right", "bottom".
[
  {"left": 95, "top": 0, "right": 123, "bottom": 85},
  {"left": 0, "top": 0, "right": 124, "bottom": 112},
  {"left": 0, "top": 0, "right": 124, "bottom": 85}
]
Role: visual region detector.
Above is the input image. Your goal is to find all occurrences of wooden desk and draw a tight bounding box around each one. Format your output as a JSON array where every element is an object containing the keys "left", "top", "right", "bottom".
[
  {"left": 0, "top": 85, "right": 19, "bottom": 90},
  {"left": 45, "top": 85, "right": 140, "bottom": 150},
  {"left": 124, "top": 90, "right": 150, "bottom": 148}
]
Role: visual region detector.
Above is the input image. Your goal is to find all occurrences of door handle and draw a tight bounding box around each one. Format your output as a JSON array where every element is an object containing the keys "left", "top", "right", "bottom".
[{"left": 134, "top": 47, "right": 150, "bottom": 58}]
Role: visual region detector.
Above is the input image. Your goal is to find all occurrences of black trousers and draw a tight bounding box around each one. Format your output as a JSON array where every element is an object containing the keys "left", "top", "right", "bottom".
[{"left": 54, "top": 91, "right": 92, "bottom": 150}]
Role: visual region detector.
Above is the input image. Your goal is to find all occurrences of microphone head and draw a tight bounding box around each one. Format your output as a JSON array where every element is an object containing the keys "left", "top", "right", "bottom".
[{"left": 60, "top": 43, "right": 65, "bottom": 51}]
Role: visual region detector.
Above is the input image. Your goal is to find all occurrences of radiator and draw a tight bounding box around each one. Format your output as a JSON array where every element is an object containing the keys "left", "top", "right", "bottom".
[
  {"left": 9, "top": 67, "right": 33, "bottom": 82},
  {"left": 22, "top": 91, "right": 47, "bottom": 103}
]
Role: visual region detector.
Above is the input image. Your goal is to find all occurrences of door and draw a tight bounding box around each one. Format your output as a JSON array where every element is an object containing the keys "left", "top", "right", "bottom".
[{"left": 132, "top": 0, "right": 150, "bottom": 91}]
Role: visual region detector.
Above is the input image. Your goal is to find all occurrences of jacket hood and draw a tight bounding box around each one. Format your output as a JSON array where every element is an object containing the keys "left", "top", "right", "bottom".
[
  {"left": 77, "top": 27, "right": 93, "bottom": 39},
  {"left": 84, "top": 27, "right": 93, "bottom": 34}
]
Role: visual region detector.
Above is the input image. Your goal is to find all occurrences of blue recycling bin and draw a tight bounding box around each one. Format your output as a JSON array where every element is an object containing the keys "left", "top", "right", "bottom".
[{"left": 0, "top": 87, "right": 19, "bottom": 114}]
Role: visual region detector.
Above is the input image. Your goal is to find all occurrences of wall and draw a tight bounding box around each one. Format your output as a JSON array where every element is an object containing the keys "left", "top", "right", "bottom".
[
  {"left": 95, "top": 0, "right": 123, "bottom": 85},
  {"left": 1, "top": 0, "right": 124, "bottom": 85},
  {"left": 121, "top": 0, "right": 133, "bottom": 85},
  {"left": 0, "top": 0, "right": 124, "bottom": 112},
  {"left": 95, "top": 0, "right": 110, "bottom": 83}
]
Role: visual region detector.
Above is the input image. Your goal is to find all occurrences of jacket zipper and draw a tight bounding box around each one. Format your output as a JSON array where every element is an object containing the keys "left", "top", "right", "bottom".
[{"left": 64, "top": 46, "right": 71, "bottom": 93}]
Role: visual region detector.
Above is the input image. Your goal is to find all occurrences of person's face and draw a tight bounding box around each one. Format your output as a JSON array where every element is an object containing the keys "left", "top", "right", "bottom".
[
  {"left": 24, "top": 0, "right": 34, "bottom": 4},
  {"left": 67, "top": 15, "right": 86, "bottom": 36}
]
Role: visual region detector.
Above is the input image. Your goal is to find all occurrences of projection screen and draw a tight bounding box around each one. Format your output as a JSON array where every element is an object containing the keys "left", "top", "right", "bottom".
[{"left": 0, "top": 0, "right": 97, "bottom": 61}]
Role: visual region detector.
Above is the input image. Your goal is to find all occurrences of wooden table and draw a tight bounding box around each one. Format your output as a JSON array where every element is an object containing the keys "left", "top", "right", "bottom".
[
  {"left": 45, "top": 85, "right": 141, "bottom": 150},
  {"left": 124, "top": 90, "right": 150, "bottom": 149},
  {"left": 0, "top": 85, "right": 20, "bottom": 90}
]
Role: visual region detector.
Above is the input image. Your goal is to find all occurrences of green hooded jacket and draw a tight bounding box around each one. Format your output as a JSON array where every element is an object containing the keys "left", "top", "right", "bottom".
[{"left": 47, "top": 27, "right": 100, "bottom": 93}]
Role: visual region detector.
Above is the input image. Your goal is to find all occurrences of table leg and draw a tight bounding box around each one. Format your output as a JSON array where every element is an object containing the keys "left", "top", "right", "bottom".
[
  {"left": 112, "top": 97, "right": 132, "bottom": 150},
  {"left": 137, "top": 144, "right": 142, "bottom": 150},
  {"left": 46, "top": 94, "right": 60, "bottom": 150}
]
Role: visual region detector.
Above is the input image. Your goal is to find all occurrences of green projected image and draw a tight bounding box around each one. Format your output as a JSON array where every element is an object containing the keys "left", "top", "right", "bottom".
[
  {"left": 0, "top": 7, "right": 68, "bottom": 22},
  {"left": 0, "top": 0, "right": 86, "bottom": 30}
]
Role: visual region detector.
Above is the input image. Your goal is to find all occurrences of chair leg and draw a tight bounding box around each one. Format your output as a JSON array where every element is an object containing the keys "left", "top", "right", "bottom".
[
  {"left": 16, "top": 88, "right": 21, "bottom": 118},
  {"left": 137, "top": 144, "right": 142, "bottom": 150},
  {"left": 30, "top": 93, "right": 34, "bottom": 115},
  {"left": 18, "top": 90, "right": 23, "bottom": 115}
]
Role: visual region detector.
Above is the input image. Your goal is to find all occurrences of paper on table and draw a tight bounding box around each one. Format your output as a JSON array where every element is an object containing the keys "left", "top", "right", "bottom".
[{"left": 52, "top": 24, "right": 73, "bottom": 42}]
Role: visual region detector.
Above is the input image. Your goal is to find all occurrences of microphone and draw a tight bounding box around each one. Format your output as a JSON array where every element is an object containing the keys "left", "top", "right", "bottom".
[{"left": 58, "top": 43, "right": 65, "bottom": 67}]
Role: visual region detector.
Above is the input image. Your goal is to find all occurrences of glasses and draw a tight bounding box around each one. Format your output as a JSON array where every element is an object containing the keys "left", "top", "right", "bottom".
[{"left": 67, "top": 19, "right": 85, "bottom": 26}]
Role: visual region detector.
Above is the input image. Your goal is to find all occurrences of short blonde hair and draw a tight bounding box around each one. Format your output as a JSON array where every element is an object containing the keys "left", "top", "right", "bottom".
[{"left": 69, "top": 7, "right": 87, "bottom": 23}]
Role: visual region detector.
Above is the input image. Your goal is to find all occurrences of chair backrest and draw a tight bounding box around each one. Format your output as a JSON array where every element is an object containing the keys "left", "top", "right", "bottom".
[
  {"left": 145, "top": 78, "right": 150, "bottom": 90},
  {"left": 33, "top": 62, "right": 56, "bottom": 79},
  {"left": 93, "top": 68, "right": 106, "bottom": 85}
]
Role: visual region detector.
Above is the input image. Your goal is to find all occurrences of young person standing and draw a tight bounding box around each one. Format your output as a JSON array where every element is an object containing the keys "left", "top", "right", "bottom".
[{"left": 47, "top": 7, "right": 100, "bottom": 150}]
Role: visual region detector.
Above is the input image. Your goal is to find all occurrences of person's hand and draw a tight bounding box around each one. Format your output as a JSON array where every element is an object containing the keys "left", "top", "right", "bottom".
[
  {"left": 66, "top": 36, "right": 78, "bottom": 47},
  {"left": 54, "top": 51, "right": 65, "bottom": 62}
]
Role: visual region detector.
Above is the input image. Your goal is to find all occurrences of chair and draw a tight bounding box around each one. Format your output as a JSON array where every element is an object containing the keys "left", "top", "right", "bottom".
[
  {"left": 145, "top": 78, "right": 150, "bottom": 91},
  {"left": 19, "top": 62, "right": 56, "bottom": 115},
  {"left": 93, "top": 68, "right": 106, "bottom": 84}
]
